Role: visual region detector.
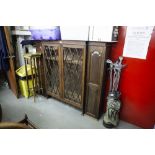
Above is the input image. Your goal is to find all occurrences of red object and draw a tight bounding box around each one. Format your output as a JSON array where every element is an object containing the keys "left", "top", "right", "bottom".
[{"left": 109, "top": 26, "right": 155, "bottom": 128}]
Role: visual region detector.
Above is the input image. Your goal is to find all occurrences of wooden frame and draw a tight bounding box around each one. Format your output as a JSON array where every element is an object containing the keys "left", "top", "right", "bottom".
[{"left": 3, "top": 26, "right": 18, "bottom": 98}]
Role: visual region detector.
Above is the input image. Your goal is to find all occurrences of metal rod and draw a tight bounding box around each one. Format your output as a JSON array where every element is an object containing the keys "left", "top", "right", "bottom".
[
  {"left": 109, "top": 63, "right": 113, "bottom": 92},
  {"left": 24, "top": 58, "right": 30, "bottom": 98},
  {"left": 112, "top": 68, "right": 117, "bottom": 92},
  {"left": 37, "top": 57, "right": 41, "bottom": 94},
  {"left": 39, "top": 57, "right": 43, "bottom": 94},
  {"left": 30, "top": 57, "right": 35, "bottom": 102},
  {"left": 33, "top": 57, "right": 38, "bottom": 93}
]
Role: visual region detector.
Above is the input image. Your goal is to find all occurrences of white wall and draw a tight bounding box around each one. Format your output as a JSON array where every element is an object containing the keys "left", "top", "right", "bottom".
[
  {"left": 60, "top": 26, "right": 113, "bottom": 41},
  {"left": 60, "top": 26, "right": 89, "bottom": 40},
  {"left": 89, "top": 26, "right": 113, "bottom": 41},
  {"left": 29, "top": 26, "right": 114, "bottom": 41}
]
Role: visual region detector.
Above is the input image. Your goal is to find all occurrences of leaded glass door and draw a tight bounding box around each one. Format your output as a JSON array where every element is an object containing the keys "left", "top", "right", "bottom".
[
  {"left": 43, "top": 44, "right": 61, "bottom": 99},
  {"left": 62, "top": 45, "right": 85, "bottom": 109}
]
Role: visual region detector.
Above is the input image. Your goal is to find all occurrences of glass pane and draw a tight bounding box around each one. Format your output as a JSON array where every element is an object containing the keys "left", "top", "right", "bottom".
[
  {"left": 63, "top": 47, "right": 83, "bottom": 104},
  {"left": 44, "top": 46, "right": 60, "bottom": 95}
]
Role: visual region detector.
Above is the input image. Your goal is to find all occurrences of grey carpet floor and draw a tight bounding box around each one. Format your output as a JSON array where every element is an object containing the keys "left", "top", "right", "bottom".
[{"left": 0, "top": 86, "right": 140, "bottom": 129}]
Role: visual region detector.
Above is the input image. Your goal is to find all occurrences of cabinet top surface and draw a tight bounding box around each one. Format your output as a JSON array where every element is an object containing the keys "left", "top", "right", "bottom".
[{"left": 21, "top": 40, "right": 117, "bottom": 46}]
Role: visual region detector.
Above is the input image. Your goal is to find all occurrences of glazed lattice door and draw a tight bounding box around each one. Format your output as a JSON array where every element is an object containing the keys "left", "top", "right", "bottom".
[
  {"left": 63, "top": 46, "right": 84, "bottom": 108},
  {"left": 43, "top": 45, "right": 61, "bottom": 98}
]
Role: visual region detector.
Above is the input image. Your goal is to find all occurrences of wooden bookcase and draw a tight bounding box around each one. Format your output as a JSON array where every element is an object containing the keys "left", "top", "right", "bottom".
[{"left": 34, "top": 40, "right": 114, "bottom": 118}]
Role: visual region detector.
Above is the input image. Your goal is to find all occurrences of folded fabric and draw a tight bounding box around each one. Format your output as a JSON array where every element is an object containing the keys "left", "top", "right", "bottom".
[{"left": 0, "top": 27, "right": 9, "bottom": 71}]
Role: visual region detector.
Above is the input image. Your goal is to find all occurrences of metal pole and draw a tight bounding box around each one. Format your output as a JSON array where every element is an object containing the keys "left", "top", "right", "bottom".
[{"left": 24, "top": 58, "right": 30, "bottom": 98}]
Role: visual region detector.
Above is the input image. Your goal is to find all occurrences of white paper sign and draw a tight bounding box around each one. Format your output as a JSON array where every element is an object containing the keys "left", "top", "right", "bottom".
[{"left": 123, "top": 26, "right": 154, "bottom": 59}]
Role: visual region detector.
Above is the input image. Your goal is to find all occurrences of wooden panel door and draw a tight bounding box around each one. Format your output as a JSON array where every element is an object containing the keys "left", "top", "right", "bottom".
[
  {"left": 3, "top": 26, "right": 18, "bottom": 98},
  {"left": 43, "top": 43, "right": 62, "bottom": 99},
  {"left": 85, "top": 43, "right": 106, "bottom": 118},
  {"left": 62, "top": 44, "right": 86, "bottom": 109}
]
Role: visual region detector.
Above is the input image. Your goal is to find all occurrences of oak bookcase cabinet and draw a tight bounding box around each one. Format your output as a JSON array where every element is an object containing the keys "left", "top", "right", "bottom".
[{"left": 35, "top": 40, "right": 113, "bottom": 118}]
